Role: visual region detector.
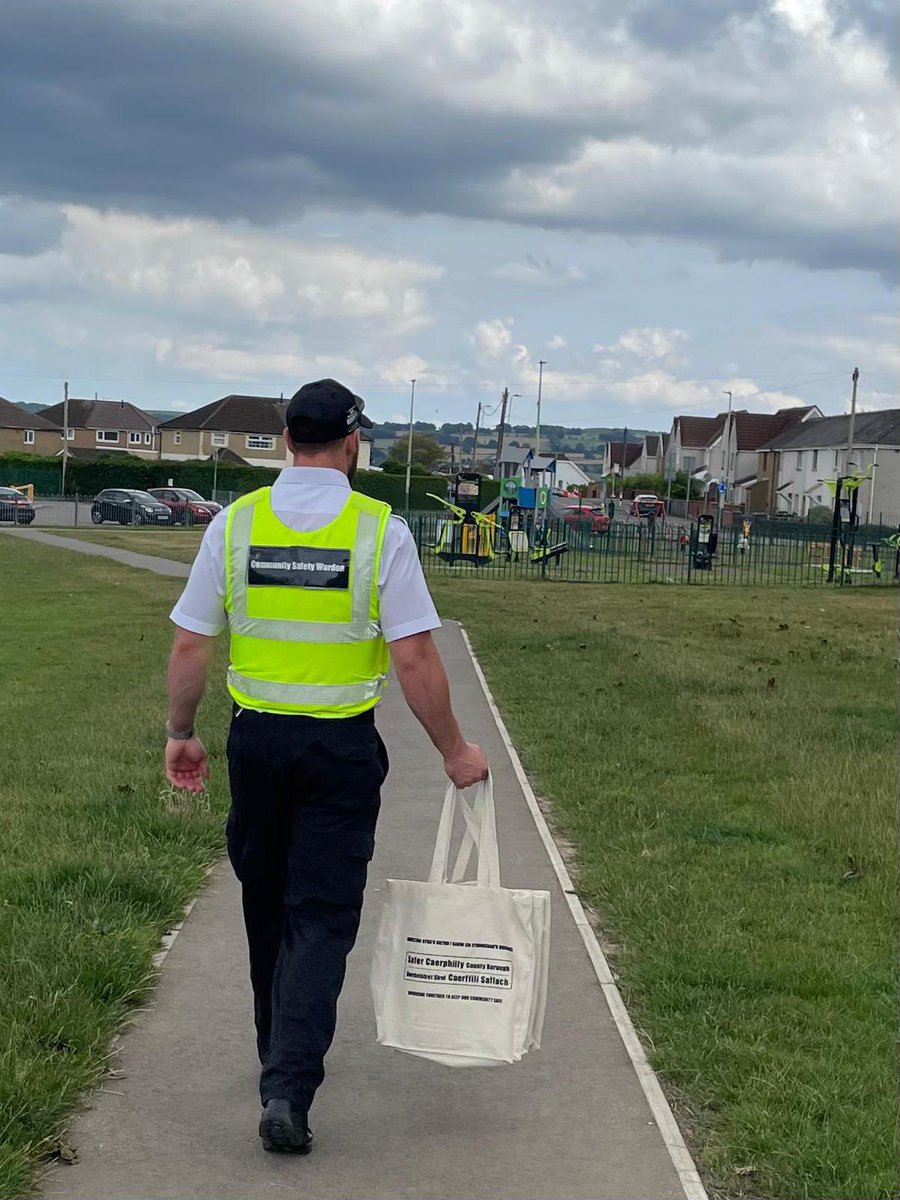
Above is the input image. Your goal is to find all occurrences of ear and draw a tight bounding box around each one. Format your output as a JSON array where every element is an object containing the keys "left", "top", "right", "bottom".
[
  {"left": 283, "top": 426, "right": 294, "bottom": 455},
  {"left": 347, "top": 429, "right": 360, "bottom": 454}
]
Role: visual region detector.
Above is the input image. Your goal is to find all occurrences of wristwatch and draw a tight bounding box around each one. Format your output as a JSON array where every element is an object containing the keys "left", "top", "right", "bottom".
[{"left": 166, "top": 727, "right": 195, "bottom": 741}]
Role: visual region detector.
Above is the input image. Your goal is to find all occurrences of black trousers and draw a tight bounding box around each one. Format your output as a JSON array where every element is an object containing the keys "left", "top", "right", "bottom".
[{"left": 226, "top": 707, "right": 388, "bottom": 1113}]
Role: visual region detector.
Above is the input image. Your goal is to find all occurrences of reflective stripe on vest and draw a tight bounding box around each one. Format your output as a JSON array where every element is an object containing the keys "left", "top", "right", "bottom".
[
  {"left": 226, "top": 669, "right": 384, "bottom": 709},
  {"left": 227, "top": 499, "right": 383, "bottom": 644}
]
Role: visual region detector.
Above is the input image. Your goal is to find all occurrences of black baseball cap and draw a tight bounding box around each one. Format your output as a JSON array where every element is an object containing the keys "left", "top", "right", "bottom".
[{"left": 285, "top": 378, "right": 373, "bottom": 443}]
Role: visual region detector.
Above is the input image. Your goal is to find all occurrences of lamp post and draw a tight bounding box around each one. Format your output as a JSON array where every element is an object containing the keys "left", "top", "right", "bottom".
[
  {"left": 718, "top": 390, "right": 732, "bottom": 525},
  {"left": 404, "top": 378, "right": 416, "bottom": 519},
  {"left": 535, "top": 361, "right": 546, "bottom": 461},
  {"left": 60, "top": 380, "right": 69, "bottom": 496}
]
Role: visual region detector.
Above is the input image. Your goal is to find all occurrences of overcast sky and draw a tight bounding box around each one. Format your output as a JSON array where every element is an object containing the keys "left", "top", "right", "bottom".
[{"left": 0, "top": 0, "right": 896, "bottom": 429}]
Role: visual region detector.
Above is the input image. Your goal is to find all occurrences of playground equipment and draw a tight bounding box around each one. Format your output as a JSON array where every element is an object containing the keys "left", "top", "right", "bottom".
[{"left": 427, "top": 473, "right": 497, "bottom": 565}]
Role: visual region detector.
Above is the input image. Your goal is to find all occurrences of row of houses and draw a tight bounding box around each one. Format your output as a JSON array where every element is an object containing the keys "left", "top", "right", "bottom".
[
  {"left": 0, "top": 394, "right": 373, "bottom": 471},
  {"left": 3, "top": 388, "right": 898, "bottom": 519},
  {"left": 495, "top": 405, "right": 900, "bottom": 522}
]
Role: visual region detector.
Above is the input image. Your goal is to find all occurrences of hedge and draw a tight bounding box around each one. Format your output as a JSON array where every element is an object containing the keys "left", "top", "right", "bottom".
[{"left": 0, "top": 453, "right": 452, "bottom": 512}]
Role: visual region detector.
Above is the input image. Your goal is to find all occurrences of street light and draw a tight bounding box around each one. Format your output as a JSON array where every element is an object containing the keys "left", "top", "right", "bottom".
[
  {"left": 404, "top": 378, "right": 416, "bottom": 519},
  {"left": 718, "top": 389, "right": 733, "bottom": 525},
  {"left": 535, "top": 361, "right": 546, "bottom": 460}
]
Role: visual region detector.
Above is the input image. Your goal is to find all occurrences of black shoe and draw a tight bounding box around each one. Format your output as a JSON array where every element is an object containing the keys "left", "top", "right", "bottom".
[{"left": 259, "top": 1098, "right": 313, "bottom": 1155}]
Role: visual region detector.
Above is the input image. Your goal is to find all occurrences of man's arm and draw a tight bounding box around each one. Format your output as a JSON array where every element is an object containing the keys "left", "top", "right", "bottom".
[
  {"left": 165, "top": 626, "right": 216, "bottom": 793},
  {"left": 389, "top": 631, "right": 488, "bottom": 789}
]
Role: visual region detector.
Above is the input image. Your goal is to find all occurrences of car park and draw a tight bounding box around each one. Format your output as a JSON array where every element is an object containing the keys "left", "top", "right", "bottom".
[
  {"left": 91, "top": 489, "right": 174, "bottom": 526},
  {"left": 561, "top": 503, "right": 610, "bottom": 535},
  {"left": 147, "top": 487, "right": 222, "bottom": 525},
  {"left": 0, "top": 486, "right": 36, "bottom": 524}
]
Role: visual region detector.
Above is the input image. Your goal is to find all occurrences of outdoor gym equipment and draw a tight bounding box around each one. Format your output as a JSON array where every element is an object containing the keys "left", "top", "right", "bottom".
[{"left": 426, "top": 480, "right": 497, "bottom": 565}]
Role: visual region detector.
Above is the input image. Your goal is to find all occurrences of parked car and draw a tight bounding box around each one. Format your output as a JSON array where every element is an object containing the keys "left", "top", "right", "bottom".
[
  {"left": 633, "top": 493, "right": 662, "bottom": 517},
  {"left": 147, "top": 487, "right": 222, "bottom": 525},
  {"left": 91, "top": 489, "right": 174, "bottom": 526},
  {"left": 0, "top": 485, "right": 36, "bottom": 524},
  {"left": 562, "top": 503, "right": 610, "bottom": 535}
]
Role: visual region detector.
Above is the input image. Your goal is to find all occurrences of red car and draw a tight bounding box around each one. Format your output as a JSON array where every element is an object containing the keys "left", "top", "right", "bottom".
[
  {"left": 148, "top": 487, "right": 222, "bottom": 525},
  {"left": 561, "top": 503, "right": 610, "bottom": 535}
]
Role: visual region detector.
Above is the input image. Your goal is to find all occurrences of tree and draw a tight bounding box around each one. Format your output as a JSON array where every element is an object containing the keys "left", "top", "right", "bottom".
[
  {"left": 386, "top": 432, "right": 444, "bottom": 472},
  {"left": 382, "top": 457, "right": 430, "bottom": 476}
]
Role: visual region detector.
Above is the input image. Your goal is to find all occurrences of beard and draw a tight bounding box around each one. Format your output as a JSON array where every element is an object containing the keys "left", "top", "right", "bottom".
[{"left": 346, "top": 447, "right": 359, "bottom": 483}]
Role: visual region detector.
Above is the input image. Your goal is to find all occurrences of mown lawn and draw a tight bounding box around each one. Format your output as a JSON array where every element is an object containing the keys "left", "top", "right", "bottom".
[
  {"left": 0, "top": 538, "right": 229, "bottom": 1199},
  {"left": 430, "top": 577, "right": 898, "bottom": 1200},
  {"left": 51, "top": 527, "right": 204, "bottom": 564}
]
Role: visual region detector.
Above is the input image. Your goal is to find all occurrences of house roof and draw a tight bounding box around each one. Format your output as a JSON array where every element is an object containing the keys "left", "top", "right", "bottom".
[
  {"left": 731, "top": 406, "right": 816, "bottom": 451},
  {"left": 608, "top": 442, "right": 643, "bottom": 469},
  {"left": 39, "top": 398, "right": 156, "bottom": 432},
  {"left": 0, "top": 397, "right": 60, "bottom": 431},
  {"left": 764, "top": 409, "right": 900, "bottom": 451},
  {"left": 158, "top": 395, "right": 286, "bottom": 434},
  {"left": 676, "top": 415, "right": 724, "bottom": 447},
  {"left": 208, "top": 447, "right": 250, "bottom": 466},
  {"left": 55, "top": 445, "right": 135, "bottom": 459}
]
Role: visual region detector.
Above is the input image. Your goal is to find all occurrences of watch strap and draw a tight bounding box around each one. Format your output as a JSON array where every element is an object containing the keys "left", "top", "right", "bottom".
[{"left": 166, "top": 727, "right": 195, "bottom": 741}]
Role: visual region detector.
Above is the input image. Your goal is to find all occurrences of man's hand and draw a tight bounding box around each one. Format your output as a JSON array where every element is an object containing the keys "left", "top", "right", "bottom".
[
  {"left": 443, "top": 741, "right": 489, "bottom": 790},
  {"left": 165, "top": 736, "right": 209, "bottom": 794}
]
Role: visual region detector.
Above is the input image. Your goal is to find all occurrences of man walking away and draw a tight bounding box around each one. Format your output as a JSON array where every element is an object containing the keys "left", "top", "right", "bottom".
[{"left": 164, "top": 379, "right": 488, "bottom": 1154}]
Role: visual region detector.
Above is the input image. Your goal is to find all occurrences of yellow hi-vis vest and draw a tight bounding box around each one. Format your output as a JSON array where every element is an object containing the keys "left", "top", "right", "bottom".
[{"left": 224, "top": 486, "right": 391, "bottom": 718}]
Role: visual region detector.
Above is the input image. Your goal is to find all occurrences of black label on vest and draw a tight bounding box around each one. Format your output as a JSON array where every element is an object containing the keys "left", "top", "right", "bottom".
[{"left": 247, "top": 546, "right": 351, "bottom": 589}]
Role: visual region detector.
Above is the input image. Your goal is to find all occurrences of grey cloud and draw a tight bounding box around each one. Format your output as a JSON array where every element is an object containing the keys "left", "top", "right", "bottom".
[
  {"left": 0, "top": 197, "right": 66, "bottom": 254},
  {"left": 0, "top": 0, "right": 895, "bottom": 279}
]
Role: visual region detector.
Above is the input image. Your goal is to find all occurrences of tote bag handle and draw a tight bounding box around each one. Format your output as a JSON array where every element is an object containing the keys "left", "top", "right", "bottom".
[{"left": 428, "top": 776, "right": 500, "bottom": 888}]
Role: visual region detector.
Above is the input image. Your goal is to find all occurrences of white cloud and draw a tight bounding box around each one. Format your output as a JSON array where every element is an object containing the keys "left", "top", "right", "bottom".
[
  {"left": 473, "top": 317, "right": 514, "bottom": 360},
  {"left": 548, "top": 334, "right": 567, "bottom": 350},
  {"left": 595, "top": 327, "right": 688, "bottom": 362},
  {"left": 380, "top": 354, "right": 429, "bottom": 385},
  {"left": 0, "top": 205, "right": 443, "bottom": 335}
]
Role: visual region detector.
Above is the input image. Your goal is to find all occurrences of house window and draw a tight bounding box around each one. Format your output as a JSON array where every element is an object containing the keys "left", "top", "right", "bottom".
[
  {"left": 812, "top": 450, "right": 818, "bottom": 470},
  {"left": 796, "top": 451, "right": 803, "bottom": 469},
  {"left": 173, "top": 432, "right": 182, "bottom": 446},
  {"left": 834, "top": 449, "right": 839, "bottom": 468},
  {"left": 96, "top": 430, "right": 119, "bottom": 444},
  {"left": 246, "top": 434, "right": 275, "bottom": 451},
  {"left": 128, "top": 431, "right": 142, "bottom": 446},
  {"left": 211, "top": 432, "right": 228, "bottom": 447},
  {"left": 66, "top": 428, "right": 75, "bottom": 440},
  {"left": 144, "top": 432, "right": 153, "bottom": 446},
  {"left": 24, "top": 429, "right": 35, "bottom": 445},
  {"left": 683, "top": 455, "right": 695, "bottom": 474}
]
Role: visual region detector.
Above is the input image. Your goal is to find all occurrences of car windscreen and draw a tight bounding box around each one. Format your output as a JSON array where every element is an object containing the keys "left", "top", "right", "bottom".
[
  {"left": 178, "top": 490, "right": 205, "bottom": 501},
  {"left": 129, "top": 491, "right": 160, "bottom": 503}
]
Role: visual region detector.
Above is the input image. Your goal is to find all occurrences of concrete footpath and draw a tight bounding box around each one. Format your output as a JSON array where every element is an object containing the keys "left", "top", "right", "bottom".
[{"left": 13, "top": 531, "right": 700, "bottom": 1200}]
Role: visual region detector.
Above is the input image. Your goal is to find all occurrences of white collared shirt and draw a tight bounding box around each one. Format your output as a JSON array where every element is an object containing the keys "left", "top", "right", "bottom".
[{"left": 169, "top": 467, "right": 440, "bottom": 643}]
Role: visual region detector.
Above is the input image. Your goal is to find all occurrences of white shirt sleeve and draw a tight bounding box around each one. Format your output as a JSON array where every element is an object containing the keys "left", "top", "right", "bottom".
[
  {"left": 378, "top": 516, "right": 441, "bottom": 643},
  {"left": 169, "top": 511, "right": 228, "bottom": 637}
]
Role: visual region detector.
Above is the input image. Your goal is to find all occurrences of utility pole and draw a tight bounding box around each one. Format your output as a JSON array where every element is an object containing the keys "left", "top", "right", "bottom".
[
  {"left": 535, "top": 361, "right": 546, "bottom": 461},
  {"left": 494, "top": 387, "right": 509, "bottom": 476},
  {"left": 844, "top": 367, "right": 859, "bottom": 475},
  {"left": 472, "top": 401, "right": 483, "bottom": 471},
  {"left": 620, "top": 426, "right": 628, "bottom": 499},
  {"left": 61, "top": 380, "right": 69, "bottom": 496},
  {"left": 718, "top": 390, "right": 732, "bottom": 527},
  {"left": 404, "top": 378, "right": 416, "bottom": 519}
]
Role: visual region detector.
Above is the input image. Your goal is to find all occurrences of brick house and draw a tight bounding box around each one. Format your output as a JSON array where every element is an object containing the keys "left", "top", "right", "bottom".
[
  {"left": 38, "top": 398, "right": 158, "bottom": 459},
  {"left": 0, "top": 397, "right": 61, "bottom": 454},
  {"left": 157, "top": 394, "right": 372, "bottom": 471}
]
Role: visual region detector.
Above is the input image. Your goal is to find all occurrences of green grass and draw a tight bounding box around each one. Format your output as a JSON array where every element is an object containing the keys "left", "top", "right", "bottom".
[
  {"left": 0, "top": 538, "right": 229, "bottom": 1199},
  {"left": 430, "top": 578, "right": 899, "bottom": 1200},
  {"left": 50, "top": 528, "right": 204, "bottom": 564}
]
